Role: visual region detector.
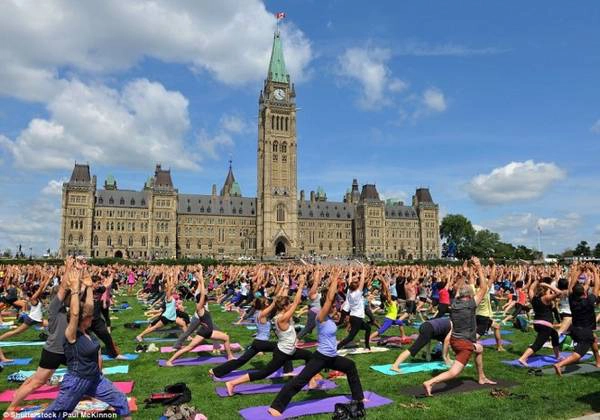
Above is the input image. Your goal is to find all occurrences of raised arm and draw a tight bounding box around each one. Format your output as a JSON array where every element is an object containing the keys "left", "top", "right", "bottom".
[
  {"left": 473, "top": 258, "right": 489, "bottom": 305},
  {"left": 65, "top": 269, "right": 81, "bottom": 344},
  {"left": 279, "top": 275, "right": 306, "bottom": 323},
  {"left": 318, "top": 270, "right": 339, "bottom": 323}
]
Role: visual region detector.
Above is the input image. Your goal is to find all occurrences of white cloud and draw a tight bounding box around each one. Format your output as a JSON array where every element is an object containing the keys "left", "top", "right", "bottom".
[
  {"left": 467, "top": 160, "right": 566, "bottom": 205},
  {"left": 337, "top": 47, "right": 406, "bottom": 110},
  {"left": 197, "top": 113, "right": 249, "bottom": 160},
  {"left": 422, "top": 88, "right": 447, "bottom": 112},
  {"left": 0, "top": 1, "right": 313, "bottom": 103},
  {"left": 1, "top": 79, "right": 198, "bottom": 170},
  {"left": 591, "top": 119, "right": 600, "bottom": 134},
  {"left": 379, "top": 189, "right": 408, "bottom": 204},
  {"left": 42, "top": 178, "right": 66, "bottom": 195}
]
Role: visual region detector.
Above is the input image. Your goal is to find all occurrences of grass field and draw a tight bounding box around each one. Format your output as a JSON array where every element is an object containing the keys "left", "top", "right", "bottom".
[{"left": 1, "top": 294, "right": 599, "bottom": 419}]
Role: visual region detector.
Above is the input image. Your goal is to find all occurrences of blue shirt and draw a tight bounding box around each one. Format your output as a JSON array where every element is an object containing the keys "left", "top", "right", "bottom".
[
  {"left": 317, "top": 317, "right": 338, "bottom": 357},
  {"left": 255, "top": 318, "right": 271, "bottom": 341},
  {"left": 64, "top": 331, "right": 101, "bottom": 380}
]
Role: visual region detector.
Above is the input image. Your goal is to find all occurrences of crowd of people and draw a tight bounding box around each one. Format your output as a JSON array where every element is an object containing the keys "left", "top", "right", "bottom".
[{"left": 0, "top": 257, "right": 599, "bottom": 417}]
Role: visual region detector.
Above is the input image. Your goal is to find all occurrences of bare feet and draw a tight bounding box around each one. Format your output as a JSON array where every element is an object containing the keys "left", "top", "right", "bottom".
[
  {"left": 517, "top": 358, "right": 529, "bottom": 368},
  {"left": 308, "top": 373, "right": 323, "bottom": 389},
  {"left": 227, "top": 354, "right": 235, "bottom": 361},
  {"left": 497, "top": 346, "right": 506, "bottom": 352},
  {"left": 479, "top": 377, "right": 497, "bottom": 385},
  {"left": 135, "top": 336, "right": 143, "bottom": 343},
  {"left": 0, "top": 358, "right": 14, "bottom": 363},
  {"left": 422, "top": 381, "right": 433, "bottom": 397},
  {"left": 390, "top": 365, "right": 402, "bottom": 373},
  {"left": 553, "top": 364, "right": 563, "bottom": 377},
  {"left": 165, "top": 361, "right": 174, "bottom": 367},
  {"left": 226, "top": 382, "right": 235, "bottom": 396},
  {"left": 208, "top": 369, "right": 214, "bottom": 377},
  {"left": 267, "top": 407, "right": 282, "bottom": 417},
  {"left": 116, "top": 354, "right": 127, "bottom": 360}
]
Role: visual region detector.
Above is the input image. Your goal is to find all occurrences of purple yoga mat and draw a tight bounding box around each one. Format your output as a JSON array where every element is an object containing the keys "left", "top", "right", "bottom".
[
  {"left": 158, "top": 355, "right": 232, "bottom": 367},
  {"left": 212, "top": 365, "right": 305, "bottom": 382},
  {"left": 479, "top": 338, "right": 511, "bottom": 347},
  {"left": 216, "top": 379, "right": 336, "bottom": 397},
  {"left": 502, "top": 352, "right": 591, "bottom": 368},
  {"left": 239, "top": 391, "right": 392, "bottom": 420}
]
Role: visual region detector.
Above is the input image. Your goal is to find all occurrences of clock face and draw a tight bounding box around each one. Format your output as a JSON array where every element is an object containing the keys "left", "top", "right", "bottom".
[{"left": 273, "top": 89, "right": 285, "bottom": 100}]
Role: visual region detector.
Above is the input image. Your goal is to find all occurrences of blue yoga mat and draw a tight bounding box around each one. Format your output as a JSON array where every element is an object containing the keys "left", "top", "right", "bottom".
[
  {"left": 0, "top": 358, "right": 32, "bottom": 366},
  {"left": 102, "top": 353, "right": 139, "bottom": 361},
  {"left": 0, "top": 341, "right": 45, "bottom": 348},
  {"left": 370, "top": 361, "right": 450, "bottom": 376},
  {"left": 13, "top": 365, "right": 129, "bottom": 380},
  {"left": 503, "top": 352, "right": 591, "bottom": 368},
  {"left": 141, "top": 337, "right": 176, "bottom": 343}
]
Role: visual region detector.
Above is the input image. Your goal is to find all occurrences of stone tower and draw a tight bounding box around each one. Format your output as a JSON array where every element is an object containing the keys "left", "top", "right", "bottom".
[
  {"left": 256, "top": 30, "right": 298, "bottom": 257},
  {"left": 59, "top": 164, "right": 96, "bottom": 257}
]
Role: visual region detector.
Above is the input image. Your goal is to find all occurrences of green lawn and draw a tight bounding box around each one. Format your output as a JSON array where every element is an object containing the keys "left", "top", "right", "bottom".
[{"left": 1, "top": 295, "right": 599, "bottom": 419}]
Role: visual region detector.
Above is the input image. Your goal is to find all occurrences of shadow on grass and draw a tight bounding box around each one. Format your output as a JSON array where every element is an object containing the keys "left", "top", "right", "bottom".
[{"left": 576, "top": 391, "right": 600, "bottom": 412}]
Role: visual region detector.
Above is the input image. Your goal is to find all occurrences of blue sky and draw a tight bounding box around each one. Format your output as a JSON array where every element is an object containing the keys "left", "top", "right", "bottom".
[{"left": 0, "top": 0, "right": 599, "bottom": 255}]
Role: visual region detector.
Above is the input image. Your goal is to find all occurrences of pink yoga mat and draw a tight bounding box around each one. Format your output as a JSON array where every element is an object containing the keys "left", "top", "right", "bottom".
[
  {"left": 160, "top": 343, "right": 242, "bottom": 353},
  {"left": 0, "top": 381, "right": 134, "bottom": 402},
  {"left": 158, "top": 356, "right": 232, "bottom": 366}
]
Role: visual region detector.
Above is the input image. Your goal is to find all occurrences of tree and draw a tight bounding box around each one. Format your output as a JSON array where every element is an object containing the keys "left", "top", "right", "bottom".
[
  {"left": 574, "top": 241, "right": 591, "bottom": 257},
  {"left": 593, "top": 243, "right": 600, "bottom": 258},
  {"left": 471, "top": 229, "right": 501, "bottom": 258},
  {"left": 2, "top": 248, "right": 12, "bottom": 258},
  {"left": 440, "top": 214, "right": 475, "bottom": 259}
]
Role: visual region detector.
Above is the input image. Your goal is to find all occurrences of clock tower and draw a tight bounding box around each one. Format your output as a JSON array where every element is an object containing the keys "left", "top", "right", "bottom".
[{"left": 256, "top": 29, "right": 298, "bottom": 257}]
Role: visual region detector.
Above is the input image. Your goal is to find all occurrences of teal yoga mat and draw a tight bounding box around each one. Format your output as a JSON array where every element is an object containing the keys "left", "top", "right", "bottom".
[
  {"left": 371, "top": 361, "right": 452, "bottom": 376},
  {"left": 102, "top": 353, "right": 139, "bottom": 361},
  {"left": 0, "top": 358, "right": 32, "bottom": 366},
  {"left": 0, "top": 341, "right": 45, "bottom": 348},
  {"left": 14, "top": 365, "right": 129, "bottom": 380}
]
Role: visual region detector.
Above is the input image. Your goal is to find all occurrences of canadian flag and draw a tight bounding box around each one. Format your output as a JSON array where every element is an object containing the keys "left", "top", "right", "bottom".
[{"left": 275, "top": 12, "right": 286, "bottom": 20}]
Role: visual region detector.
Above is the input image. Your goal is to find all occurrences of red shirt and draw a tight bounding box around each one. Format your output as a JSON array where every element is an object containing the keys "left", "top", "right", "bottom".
[{"left": 439, "top": 288, "right": 450, "bottom": 305}]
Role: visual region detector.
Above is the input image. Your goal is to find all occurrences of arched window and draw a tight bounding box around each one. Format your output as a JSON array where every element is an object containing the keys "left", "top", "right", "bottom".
[
  {"left": 68, "top": 234, "right": 73, "bottom": 244},
  {"left": 155, "top": 236, "right": 159, "bottom": 246},
  {"left": 93, "top": 235, "right": 98, "bottom": 246},
  {"left": 128, "top": 236, "right": 133, "bottom": 246},
  {"left": 107, "top": 236, "right": 112, "bottom": 246},
  {"left": 164, "top": 236, "right": 169, "bottom": 246},
  {"left": 273, "top": 141, "right": 278, "bottom": 153},
  {"left": 208, "top": 240, "right": 213, "bottom": 249},
  {"left": 118, "top": 236, "right": 122, "bottom": 246},
  {"left": 277, "top": 204, "right": 285, "bottom": 222},
  {"left": 285, "top": 117, "right": 288, "bottom": 131},
  {"left": 281, "top": 142, "right": 287, "bottom": 153},
  {"left": 110, "top": 222, "right": 114, "bottom": 231},
  {"left": 271, "top": 115, "right": 274, "bottom": 130},
  {"left": 70, "top": 220, "right": 74, "bottom": 229},
  {"left": 186, "top": 240, "right": 190, "bottom": 249},
  {"left": 141, "top": 236, "right": 146, "bottom": 246},
  {"left": 276, "top": 116, "right": 280, "bottom": 130},
  {"left": 197, "top": 240, "right": 201, "bottom": 249},
  {"left": 120, "top": 197, "right": 125, "bottom": 205},
  {"left": 109, "top": 197, "right": 114, "bottom": 205}
]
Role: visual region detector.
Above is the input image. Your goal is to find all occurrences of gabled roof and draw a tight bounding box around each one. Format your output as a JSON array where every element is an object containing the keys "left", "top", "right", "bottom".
[
  {"left": 415, "top": 188, "right": 433, "bottom": 203},
  {"left": 359, "top": 184, "right": 381, "bottom": 202},
  {"left": 153, "top": 164, "right": 174, "bottom": 189},
  {"left": 178, "top": 194, "right": 256, "bottom": 217},
  {"left": 268, "top": 31, "right": 289, "bottom": 83}
]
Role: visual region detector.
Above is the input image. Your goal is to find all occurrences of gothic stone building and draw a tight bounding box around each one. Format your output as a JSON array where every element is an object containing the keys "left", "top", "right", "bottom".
[{"left": 59, "top": 31, "right": 440, "bottom": 261}]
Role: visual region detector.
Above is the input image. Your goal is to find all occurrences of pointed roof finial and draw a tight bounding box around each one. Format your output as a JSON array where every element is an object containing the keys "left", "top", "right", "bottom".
[{"left": 267, "top": 28, "right": 289, "bottom": 83}]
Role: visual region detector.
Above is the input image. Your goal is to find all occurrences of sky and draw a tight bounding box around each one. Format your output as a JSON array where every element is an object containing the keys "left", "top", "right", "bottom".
[{"left": 0, "top": 0, "right": 599, "bottom": 255}]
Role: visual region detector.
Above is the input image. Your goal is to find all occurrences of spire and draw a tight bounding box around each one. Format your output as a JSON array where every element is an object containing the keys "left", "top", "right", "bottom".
[
  {"left": 220, "top": 159, "right": 239, "bottom": 197},
  {"left": 267, "top": 30, "right": 289, "bottom": 84}
]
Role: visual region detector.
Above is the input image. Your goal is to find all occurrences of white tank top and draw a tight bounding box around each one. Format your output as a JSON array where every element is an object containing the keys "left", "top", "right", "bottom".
[
  {"left": 28, "top": 301, "right": 43, "bottom": 322},
  {"left": 275, "top": 316, "right": 296, "bottom": 355}
]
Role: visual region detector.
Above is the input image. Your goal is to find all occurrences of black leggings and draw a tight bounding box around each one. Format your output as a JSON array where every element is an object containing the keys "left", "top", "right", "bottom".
[
  {"left": 90, "top": 316, "right": 120, "bottom": 358},
  {"left": 408, "top": 323, "right": 434, "bottom": 356},
  {"left": 297, "top": 310, "right": 317, "bottom": 340},
  {"left": 247, "top": 348, "right": 312, "bottom": 381},
  {"left": 212, "top": 339, "right": 293, "bottom": 377},
  {"left": 529, "top": 324, "right": 559, "bottom": 353},
  {"left": 337, "top": 316, "right": 371, "bottom": 350},
  {"left": 101, "top": 305, "right": 111, "bottom": 328},
  {"left": 435, "top": 304, "right": 449, "bottom": 318},
  {"left": 270, "top": 351, "right": 364, "bottom": 413}
]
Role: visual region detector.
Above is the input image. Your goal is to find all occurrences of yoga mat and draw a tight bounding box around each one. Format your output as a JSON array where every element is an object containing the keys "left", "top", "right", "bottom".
[
  {"left": 370, "top": 361, "right": 452, "bottom": 376},
  {"left": 479, "top": 338, "right": 511, "bottom": 347},
  {"left": 158, "top": 355, "right": 233, "bottom": 367},
  {"left": 239, "top": 391, "right": 392, "bottom": 420},
  {"left": 102, "top": 353, "right": 139, "bottom": 361},
  {"left": 399, "top": 378, "right": 519, "bottom": 397},
  {"left": 296, "top": 341, "right": 318, "bottom": 349},
  {"left": 483, "top": 330, "right": 513, "bottom": 336},
  {"left": 0, "top": 322, "right": 15, "bottom": 329},
  {"left": 212, "top": 365, "right": 305, "bottom": 382},
  {"left": 14, "top": 365, "right": 129, "bottom": 380},
  {"left": 0, "top": 381, "right": 134, "bottom": 402},
  {"left": 502, "top": 352, "right": 591, "bottom": 368},
  {"left": 160, "top": 343, "right": 242, "bottom": 353},
  {"left": 0, "top": 341, "right": 45, "bottom": 348},
  {"left": 216, "top": 379, "right": 337, "bottom": 397},
  {"left": 232, "top": 321, "right": 254, "bottom": 326},
  {"left": 12, "top": 397, "right": 137, "bottom": 418},
  {"left": 134, "top": 320, "right": 150, "bottom": 324},
  {"left": 0, "top": 358, "right": 32, "bottom": 366},
  {"left": 338, "top": 346, "right": 389, "bottom": 356},
  {"left": 542, "top": 363, "right": 600, "bottom": 377},
  {"left": 246, "top": 326, "right": 257, "bottom": 330},
  {"left": 140, "top": 337, "right": 176, "bottom": 342}
]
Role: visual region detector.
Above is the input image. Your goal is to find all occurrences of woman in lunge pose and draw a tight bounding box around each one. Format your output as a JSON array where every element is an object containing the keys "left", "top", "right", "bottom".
[
  {"left": 225, "top": 274, "right": 315, "bottom": 396},
  {"left": 268, "top": 269, "right": 365, "bottom": 417}
]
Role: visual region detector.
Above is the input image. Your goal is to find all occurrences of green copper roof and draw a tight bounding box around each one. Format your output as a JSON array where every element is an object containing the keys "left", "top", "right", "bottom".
[
  {"left": 105, "top": 174, "right": 115, "bottom": 185},
  {"left": 230, "top": 181, "right": 242, "bottom": 197},
  {"left": 268, "top": 31, "right": 289, "bottom": 83}
]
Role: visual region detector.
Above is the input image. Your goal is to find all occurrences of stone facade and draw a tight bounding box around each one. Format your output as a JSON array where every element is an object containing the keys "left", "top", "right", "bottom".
[{"left": 59, "top": 30, "right": 440, "bottom": 261}]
